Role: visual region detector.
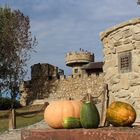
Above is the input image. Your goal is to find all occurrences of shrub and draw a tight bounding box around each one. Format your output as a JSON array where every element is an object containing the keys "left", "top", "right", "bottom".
[{"left": 0, "top": 97, "right": 21, "bottom": 110}]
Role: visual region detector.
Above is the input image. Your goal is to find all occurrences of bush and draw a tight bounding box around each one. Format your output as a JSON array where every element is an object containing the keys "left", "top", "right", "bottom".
[{"left": 0, "top": 97, "right": 21, "bottom": 110}]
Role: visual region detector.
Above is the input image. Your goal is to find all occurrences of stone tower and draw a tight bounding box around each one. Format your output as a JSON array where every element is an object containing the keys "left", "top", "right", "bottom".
[
  {"left": 31, "top": 63, "right": 64, "bottom": 99},
  {"left": 65, "top": 49, "right": 94, "bottom": 77},
  {"left": 100, "top": 18, "right": 140, "bottom": 123}
]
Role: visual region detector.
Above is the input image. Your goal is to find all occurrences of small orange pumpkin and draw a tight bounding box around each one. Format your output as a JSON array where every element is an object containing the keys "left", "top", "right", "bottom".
[
  {"left": 44, "top": 100, "right": 82, "bottom": 128},
  {"left": 106, "top": 101, "right": 136, "bottom": 127}
]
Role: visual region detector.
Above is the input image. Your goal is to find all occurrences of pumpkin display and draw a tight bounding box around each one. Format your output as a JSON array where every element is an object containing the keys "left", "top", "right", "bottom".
[
  {"left": 80, "top": 95, "right": 100, "bottom": 128},
  {"left": 44, "top": 100, "right": 82, "bottom": 128},
  {"left": 106, "top": 101, "right": 136, "bottom": 127}
]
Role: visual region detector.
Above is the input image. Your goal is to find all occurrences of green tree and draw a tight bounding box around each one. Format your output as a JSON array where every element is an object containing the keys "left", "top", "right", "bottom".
[{"left": 0, "top": 6, "right": 37, "bottom": 129}]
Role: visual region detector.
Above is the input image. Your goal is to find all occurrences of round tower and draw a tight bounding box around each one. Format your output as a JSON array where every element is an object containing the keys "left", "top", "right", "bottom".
[{"left": 65, "top": 49, "right": 94, "bottom": 76}]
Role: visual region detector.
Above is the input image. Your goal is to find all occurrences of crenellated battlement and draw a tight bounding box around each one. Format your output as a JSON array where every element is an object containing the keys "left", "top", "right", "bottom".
[
  {"left": 65, "top": 49, "right": 94, "bottom": 66},
  {"left": 59, "top": 72, "right": 103, "bottom": 81},
  {"left": 45, "top": 72, "right": 104, "bottom": 101}
]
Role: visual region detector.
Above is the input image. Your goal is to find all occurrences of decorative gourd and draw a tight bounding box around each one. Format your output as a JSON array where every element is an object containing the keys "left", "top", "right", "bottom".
[
  {"left": 62, "top": 117, "right": 82, "bottom": 129},
  {"left": 106, "top": 101, "right": 136, "bottom": 127},
  {"left": 44, "top": 100, "right": 82, "bottom": 128},
  {"left": 80, "top": 94, "right": 100, "bottom": 128}
]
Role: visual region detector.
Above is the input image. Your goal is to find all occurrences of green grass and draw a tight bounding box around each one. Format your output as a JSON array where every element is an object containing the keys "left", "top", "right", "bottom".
[
  {"left": 0, "top": 105, "right": 44, "bottom": 133},
  {"left": 16, "top": 112, "right": 44, "bottom": 128},
  {"left": 0, "top": 119, "right": 9, "bottom": 132}
]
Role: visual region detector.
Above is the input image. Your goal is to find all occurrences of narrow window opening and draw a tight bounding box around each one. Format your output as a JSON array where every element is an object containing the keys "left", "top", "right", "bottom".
[
  {"left": 74, "top": 69, "right": 78, "bottom": 73},
  {"left": 118, "top": 51, "right": 131, "bottom": 73}
]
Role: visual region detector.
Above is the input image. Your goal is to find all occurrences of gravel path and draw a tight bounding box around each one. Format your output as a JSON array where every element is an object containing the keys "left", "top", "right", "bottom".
[{"left": 0, "top": 120, "right": 50, "bottom": 140}]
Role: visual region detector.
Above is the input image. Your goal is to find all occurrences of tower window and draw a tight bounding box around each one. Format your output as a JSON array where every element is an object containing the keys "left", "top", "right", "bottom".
[
  {"left": 118, "top": 51, "right": 131, "bottom": 73},
  {"left": 74, "top": 69, "right": 78, "bottom": 73}
]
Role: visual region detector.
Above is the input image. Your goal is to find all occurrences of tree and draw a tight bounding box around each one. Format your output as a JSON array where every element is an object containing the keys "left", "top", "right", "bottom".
[{"left": 0, "top": 6, "right": 37, "bottom": 129}]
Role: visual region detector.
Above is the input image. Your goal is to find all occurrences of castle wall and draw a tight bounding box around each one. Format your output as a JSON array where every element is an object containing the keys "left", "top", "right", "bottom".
[
  {"left": 100, "top": 18, "right": 140, "bottom": 122},
  {"left": 47, "top": 74, "right": 104, "bottom": 101}
]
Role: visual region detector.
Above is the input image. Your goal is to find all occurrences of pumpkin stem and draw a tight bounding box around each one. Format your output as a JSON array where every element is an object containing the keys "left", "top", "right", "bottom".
[
  {"left": 88, "top": 93, "right": 90, "bottom": 101},
  {"left": 81, "top": 93, "right": 93, "bottom": 103},
  {"left": 86, "top": 93, "right": 92, "bottom": 102},
  {"left": 69, "top": 97, "right": 73, "bottom": 100}
]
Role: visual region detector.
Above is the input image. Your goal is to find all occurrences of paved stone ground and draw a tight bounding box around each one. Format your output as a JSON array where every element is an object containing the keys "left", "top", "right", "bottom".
[{"left": 0, "top": 120, "right": 50, "bottom": 140}]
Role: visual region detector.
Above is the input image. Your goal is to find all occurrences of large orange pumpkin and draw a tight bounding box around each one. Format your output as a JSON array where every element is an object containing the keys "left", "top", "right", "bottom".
[
  {"left": 44, "top": 100, "right": 82, "bottom": 128},
  {"left": 106, "top": 101, "right": 136, "bottom": 127}
]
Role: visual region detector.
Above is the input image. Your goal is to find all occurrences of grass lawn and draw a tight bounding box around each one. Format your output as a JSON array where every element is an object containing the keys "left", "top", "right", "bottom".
[{"left": 0, "top": 105, "right": 44, "bottom": 133}]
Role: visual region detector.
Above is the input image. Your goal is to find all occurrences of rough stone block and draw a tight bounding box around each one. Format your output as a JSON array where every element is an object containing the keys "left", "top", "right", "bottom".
[
  {"left": 134, "top": 41, "right": 140, "bottom": 49},
  {"left": 114, "top": 90, "right": 131, "bottom": 99},
  {"left": 130, "top": 79, "right": 140, "bottom": 86},
  {"left": 104, "top": 60, "right": 117, "bottom": 70},
  {"left": 114, "top": 41, "right": 122, "bottom": 47},
  {"left": 122, "top": 29, "right": 132, "bottom": 38},
  {"left": 110, "top": 75, "right": 120, "bottom": 85},
  {"left": 104, "top": 68, "right": 117, "bottom": 81},
  {"left": 102, "top": 37, "right": 108, "bottom": 45},
  {"left": 112, "top": 31, "right": 123, "bottom": 41},
  {"left": 119, "top": 74, "right": 130, "bottom": 90},
  {"left": 123, "top": 38, "right": 131, "bottom": 44},
  {"left": 132, "top": 24, "right": 140, "bottom": 34},
  {"left": 103, "top": 48, "right": 111, "bottom": 55},
  {"left": 109, "top": 84, "right": 120, "bottom": 92},
  {"left": 133, "top": 33, "right": 140, "bottom": 41},
  {"left": 116, "top": 44, "right": 133, "bottom": 53}
]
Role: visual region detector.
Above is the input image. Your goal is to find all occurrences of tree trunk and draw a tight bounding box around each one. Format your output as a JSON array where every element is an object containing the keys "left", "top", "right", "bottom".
[{"left": 9, "top": 109, "right": 16, "bottom": 130}]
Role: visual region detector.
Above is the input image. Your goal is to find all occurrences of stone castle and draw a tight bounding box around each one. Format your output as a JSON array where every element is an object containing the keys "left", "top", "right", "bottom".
[
  {"left": 20, "top": 18, "right": 140, "bottom": 123},
  {"left": 19, "top": 49, "right": 104, "bottom": 106}
]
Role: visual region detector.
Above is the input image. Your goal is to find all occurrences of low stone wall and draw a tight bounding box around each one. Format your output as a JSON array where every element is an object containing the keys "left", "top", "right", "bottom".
[{"left": 21, "top": 127, "right": 140, "bottom": 140}]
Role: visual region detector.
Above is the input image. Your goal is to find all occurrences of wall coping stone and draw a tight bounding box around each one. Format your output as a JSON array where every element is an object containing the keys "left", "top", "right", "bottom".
[
  {"left": 100, "top": 18, "right": 140, "bottom": 41},
  {"left": 21, "top": 127, "right": 140, "bottom": 140}
]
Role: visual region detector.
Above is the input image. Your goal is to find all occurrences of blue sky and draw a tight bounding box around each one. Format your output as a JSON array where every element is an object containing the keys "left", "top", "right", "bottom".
[{"left": 0, "top": 0, "right": 140, "bottom": 78}]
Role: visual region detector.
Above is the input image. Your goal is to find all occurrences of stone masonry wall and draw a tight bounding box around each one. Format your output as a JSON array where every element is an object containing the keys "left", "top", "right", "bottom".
[
  {"left": 30, "top": 73, "right": 105, "bottom": 117},
  {"left": 47, "top": 74, "right": 104, "bottom": 101},
  {"left": 100, "top": 18, "right": 140, "bottom": 122}
]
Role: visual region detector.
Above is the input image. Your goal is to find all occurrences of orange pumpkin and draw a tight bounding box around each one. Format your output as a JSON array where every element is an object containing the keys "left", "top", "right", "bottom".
[
  {"left": 106, "top": 101, "right": 136, "bottom": 127},
  {"left": 44, "top": 100, "right": 82, "bottom": 128}
]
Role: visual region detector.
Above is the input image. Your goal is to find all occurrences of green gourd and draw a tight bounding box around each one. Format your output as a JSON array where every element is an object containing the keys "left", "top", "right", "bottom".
[
  {"left": 62, "top": 117, "right": 82, "bottom": 129},
  {"left": 80, "top": 94, "right": 100, "bottom": 128}
]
